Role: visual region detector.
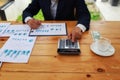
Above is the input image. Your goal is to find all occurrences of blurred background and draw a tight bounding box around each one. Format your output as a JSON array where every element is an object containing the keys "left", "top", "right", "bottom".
[{"left": 0, "top": 0, "right": 120, "bottom": 22}]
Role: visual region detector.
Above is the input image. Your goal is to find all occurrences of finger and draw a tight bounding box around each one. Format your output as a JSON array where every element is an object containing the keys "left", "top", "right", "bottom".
[
  {"left": 34, "top": 24, "right": 40, "bottom": 29},
  {"left": 30, "top": 23, "right": 39, "bottom": 29},
  {"left": 31, "top": 24, "right": 37, "bottom": 29},
  {"left": 71, "top": 32, "right": 75, "bottom": 42},
  {"left": 35, "top": 21, "right": 41, "bottom": 28},
  {"left": 68, "top": 33, "right": 72, "bottom": 40},
  {"left": 36, "top": 20, "right": 41, "bottom": 25},
  {"left": 77, "top": 31, "right": 82, "bottom": 39},
  {"left": 31, "top": 21, "right": 40, "bottom": 29}
]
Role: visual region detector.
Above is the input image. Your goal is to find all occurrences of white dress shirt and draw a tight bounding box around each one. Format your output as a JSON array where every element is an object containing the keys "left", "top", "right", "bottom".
[{"left": 50, "top": 0, "right": 58, "bottom": 19}]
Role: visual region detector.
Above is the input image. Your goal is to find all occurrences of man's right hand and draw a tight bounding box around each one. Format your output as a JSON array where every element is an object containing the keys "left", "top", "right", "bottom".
[{"left": 27, "top": 19, "right": 41, "bottom": 29}]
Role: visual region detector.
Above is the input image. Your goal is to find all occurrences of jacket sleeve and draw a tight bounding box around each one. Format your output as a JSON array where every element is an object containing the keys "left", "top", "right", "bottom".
[
  {"left": 22, "top": 0, "right": 41, "bottom": 23},
  {"left": 76, "top": 0, "right": 91, "bottom": 31}
]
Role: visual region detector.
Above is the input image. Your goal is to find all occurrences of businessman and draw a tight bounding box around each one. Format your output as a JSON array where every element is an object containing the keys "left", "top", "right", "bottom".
[{"left": 22, "top": 0, "right": 91, "bottom": 42}]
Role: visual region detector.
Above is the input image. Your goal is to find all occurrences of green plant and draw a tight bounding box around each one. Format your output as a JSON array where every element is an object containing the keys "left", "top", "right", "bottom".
[
  {"left": 90, "top": 11, "right": 101, "bottom": 20},
  {"left": 16, "top": 10, "right": 44, "bottom": 21}
]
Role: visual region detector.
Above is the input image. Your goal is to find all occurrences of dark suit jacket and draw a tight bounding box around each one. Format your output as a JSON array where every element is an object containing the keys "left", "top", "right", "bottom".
[{"left": 22, "top": 0, "right": 91, "bottom": 30}]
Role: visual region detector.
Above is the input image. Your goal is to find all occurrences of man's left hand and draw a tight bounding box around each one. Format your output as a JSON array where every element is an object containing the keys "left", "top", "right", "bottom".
[{"left": 68, "top": 27, "right": 82, "bottom": 42}]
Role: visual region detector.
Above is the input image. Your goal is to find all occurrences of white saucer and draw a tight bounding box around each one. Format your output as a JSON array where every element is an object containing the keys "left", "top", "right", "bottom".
[{"left": 90, "top": 42, "right": 115, "bottom": 56}]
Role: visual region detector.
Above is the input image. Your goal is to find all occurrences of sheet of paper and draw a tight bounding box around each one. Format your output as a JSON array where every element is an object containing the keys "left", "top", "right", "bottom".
[
  {"left": 0, "top": 36, "right": 36, "bottom": 63},
  {"left": 1, "top": 25, "right": 30, "bottom": 37},
  {"left": 29, "top": 23, "right": 67, "bottom": 36},
  {"left": 0, "top": 23, "right": 10, "bottom": 36}
]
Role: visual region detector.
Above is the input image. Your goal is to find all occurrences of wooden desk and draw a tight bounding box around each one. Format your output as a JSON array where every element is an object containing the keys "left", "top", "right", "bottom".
[{"left": 0, "top": 21, "right": 120, "bottom": 80}]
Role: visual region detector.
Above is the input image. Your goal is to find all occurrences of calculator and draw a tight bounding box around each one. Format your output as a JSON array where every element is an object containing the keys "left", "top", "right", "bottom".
[{"left": 57, "top": 39, "right": 81, "bottom": 55}]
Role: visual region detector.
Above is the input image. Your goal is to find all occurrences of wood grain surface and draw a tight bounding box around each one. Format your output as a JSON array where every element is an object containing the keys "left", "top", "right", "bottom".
[{"left": 0, "top": 21, "right": 120, "bottom": 80}]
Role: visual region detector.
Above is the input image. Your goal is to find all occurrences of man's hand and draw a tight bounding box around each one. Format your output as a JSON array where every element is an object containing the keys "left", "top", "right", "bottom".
[
  {"left": 68, "top": 27, "right": 82, "bottom": 42},
  {"left": 27, "top": 19, "right": 41, "bottom": 29}
]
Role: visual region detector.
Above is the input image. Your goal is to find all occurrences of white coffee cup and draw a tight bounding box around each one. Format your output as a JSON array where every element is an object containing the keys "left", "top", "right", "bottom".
[{"left": 95, "top": 37, "right": 111, "bottom": 52}]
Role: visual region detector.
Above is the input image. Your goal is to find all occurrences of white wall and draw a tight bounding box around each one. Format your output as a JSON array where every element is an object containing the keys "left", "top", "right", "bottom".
[
  {"left": 85, "top": 0, "right": 95, "bottom": 3},
  {"left": 4, "top": 0, "right": 31, "bottom": 21},
  {"left": 5, "top": 3, "right": 18, "bottom": 21},
  {"left": 14, "top": 0, "right": 31, "bottom": 14}
]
